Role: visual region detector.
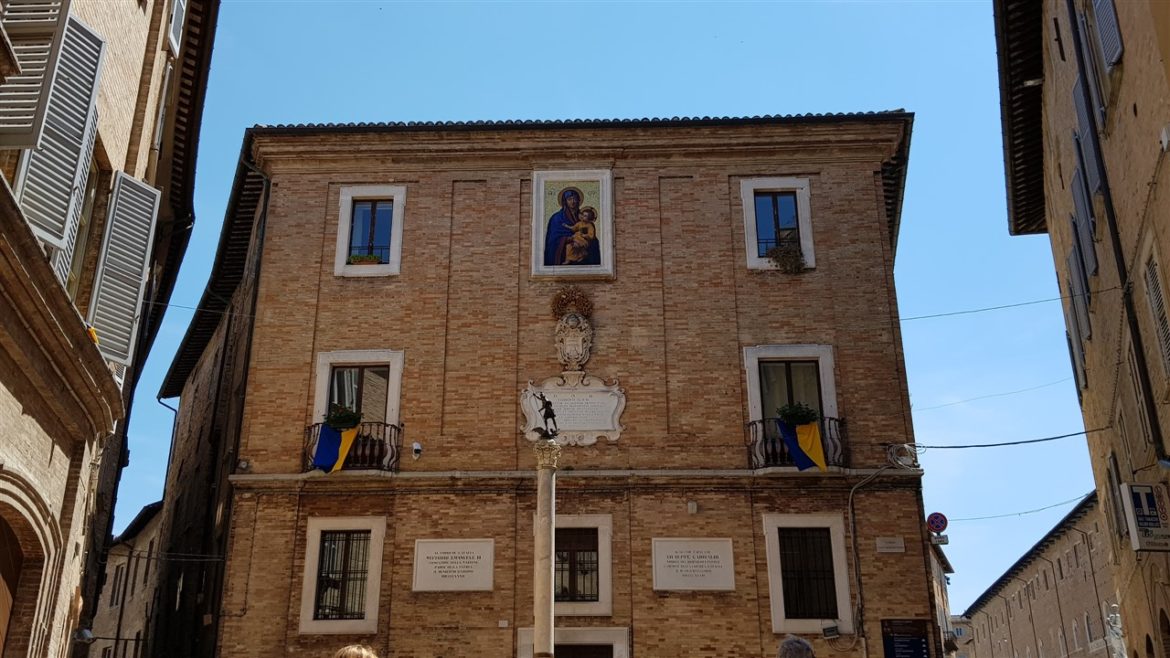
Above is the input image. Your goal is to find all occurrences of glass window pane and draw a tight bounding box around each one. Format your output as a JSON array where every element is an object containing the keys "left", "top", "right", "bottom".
[
  {"left": 777, "top": 192, "right": 798, "bottom": 230},
  {"left": 754, "top": 192, "right": 778, "bottom": 256},
  {"left": 373, "top": 201, "right": 393, "bottom": 262},
  {"left": 789, "top": 361, "right": 822, "bottom": 415},
  {"left": 315, "top": 530, "right": 370, "bottom": 620},
  {"left": 350, "top": 201, "right": 373, "bottom": 253},
  {"left": 330, "top": 367, "right": 359, "bottom": 412},
  {"left": 361, "top": 366, "right": 390, "bottom": 422},
  {"left": 759, "top": 362, "right": 791, "bottom": 419}
]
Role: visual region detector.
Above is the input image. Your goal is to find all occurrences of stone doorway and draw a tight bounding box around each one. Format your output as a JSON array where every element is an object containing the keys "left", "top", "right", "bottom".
[
  {"left": 0, "top": 516, "right": 24, "bottom": 653},
  {"left": 556, "top": 645, "right": 614, "bottom": 658}
]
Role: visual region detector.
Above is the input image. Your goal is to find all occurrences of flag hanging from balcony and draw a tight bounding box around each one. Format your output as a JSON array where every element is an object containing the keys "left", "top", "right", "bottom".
[
  {"left": 777, "top": 421, "right": 828, "bottom": 472},
  {"left": 312, "top": 425, "right": 359, "bottom": 473}
]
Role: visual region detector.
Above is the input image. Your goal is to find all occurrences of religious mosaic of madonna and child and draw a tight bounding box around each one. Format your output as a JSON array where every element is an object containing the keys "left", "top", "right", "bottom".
[{"left": 531, "top": 170, "right": 614, "bottom": 278}]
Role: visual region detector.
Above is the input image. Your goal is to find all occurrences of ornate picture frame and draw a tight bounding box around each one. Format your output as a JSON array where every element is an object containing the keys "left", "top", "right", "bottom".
[{"left": 531, "top": 169, "right": 614, "bottom": 278}]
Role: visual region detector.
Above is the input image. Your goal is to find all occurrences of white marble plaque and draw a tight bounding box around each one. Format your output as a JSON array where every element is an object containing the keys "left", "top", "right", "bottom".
[
  {"left": 412, "top": 539, "right": 494, "bottom": 591},
  {"left": 652, "top": 538, "right": 735, "bottom": 591},
  {"left": 876, "top": 536, "right": 906, "bottom": 553},
  {"left": 521, "top": 371, "right": 626, "bottom": 446}
]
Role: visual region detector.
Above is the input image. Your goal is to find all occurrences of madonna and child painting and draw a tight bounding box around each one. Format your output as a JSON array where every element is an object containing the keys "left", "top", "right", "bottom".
[{"left": 532, "top": 170, "right": 613, "bottom": 277}]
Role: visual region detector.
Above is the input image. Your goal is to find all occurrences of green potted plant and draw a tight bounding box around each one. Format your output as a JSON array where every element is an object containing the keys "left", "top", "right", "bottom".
[
  {"left": 765, "top": 242, "right": 805, "bottom": 274},
  {"left": 324, "top": 403, "right": 362, "bottom": 430},
  {"left": 776, "top": 402, "right": 820, "bottom": 426},
  {"left": 346, "top": 254, "right": 383, "bottom": 265}
]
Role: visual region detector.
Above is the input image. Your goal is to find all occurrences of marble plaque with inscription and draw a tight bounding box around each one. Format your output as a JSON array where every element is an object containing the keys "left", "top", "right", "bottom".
[
  {"left": 412, "top": 539, "right": 494, "bottom": 591},
  {"left": 652, "top": 538, "right": 735, "bottom": 591},
  {"left": 521, "top": 371, "right": 626, "bottom": 446}
]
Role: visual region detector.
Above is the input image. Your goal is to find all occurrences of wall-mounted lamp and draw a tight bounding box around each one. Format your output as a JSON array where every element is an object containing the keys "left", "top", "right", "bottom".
[{"left": 412, "top": 442, "right": 422, "bottom": 460}]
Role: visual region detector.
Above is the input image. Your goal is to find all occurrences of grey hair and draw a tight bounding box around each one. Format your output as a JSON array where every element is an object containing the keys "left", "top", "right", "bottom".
[
  {"left": 333, "top": 646, "right": 378, "bottom": 658},
  {"left": 778, "top": 635, "right": 815, "bottom": 658}
]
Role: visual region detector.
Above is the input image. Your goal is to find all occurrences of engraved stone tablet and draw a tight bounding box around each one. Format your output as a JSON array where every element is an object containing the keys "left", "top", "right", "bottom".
[
  {"left": 412, "top": 539, "right": 494, "bottom": 591},
  {"left": 876, "top": 536, "right": 906, "bottom": 553},
  {"left": 652, "top": 538, "right": 735, "bottom": 591},
  {"left": 521, "top": 371, "right": 626, "bottom": 446}
]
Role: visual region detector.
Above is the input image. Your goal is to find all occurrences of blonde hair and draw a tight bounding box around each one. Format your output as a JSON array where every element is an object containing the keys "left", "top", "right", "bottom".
[{"left": 333, "top": 646, "right": 378, "bottom": 658}]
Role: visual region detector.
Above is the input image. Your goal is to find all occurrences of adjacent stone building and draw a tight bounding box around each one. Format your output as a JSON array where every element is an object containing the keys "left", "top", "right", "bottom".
[
  {"left": 0, "top": 0, "right": 219, "bottom": 655},
  {"left": 158, "top": 113, "right": 939, "bottom": 658},
  {"left": 89, "top": 502, "right": 161, "bottom": 658},
  {"left": 962, "top": 495, "right": 1118, "bottom": 658},
  {"left": 994, "top": 1, "right": 1170, "bottom": 654}
]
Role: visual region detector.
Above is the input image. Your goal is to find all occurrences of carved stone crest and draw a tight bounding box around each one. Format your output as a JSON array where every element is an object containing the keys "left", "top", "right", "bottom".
[{"left": 555, "top": 312, "right": 592, "bottom": 371}]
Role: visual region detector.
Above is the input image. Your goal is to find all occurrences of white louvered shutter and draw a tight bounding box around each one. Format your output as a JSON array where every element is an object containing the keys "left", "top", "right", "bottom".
[
  {"left": 1072, "top": 89, "right": 1100, "bottom": 194},
  {"left": 1092, "top": 0, "right": 1123, "bottom": 70},
  {"left": 0, "top": 0, "right": 71, "bottom": 148},
  {"left": 15, "top": 15, "right": 103, "bottom": 252},
  {"left": 1144, "top": 257, "right": 1170, "bottom": 373},
  {"left": 167, "top": 0, "right": 187, "bottom": 54},
  {"left": 50, "top": 105, "right": 96, "bottom": 283},
  {"left": 1070, "top": 170, "right": 1097, "bottom": 277},
  {"left": 1077, "top": 13, "right": 1107, "bottom": 127},
  {"left": 87, "top": 172, "right": 161, "bottom": 366},
  {"left": 1064, "top": 300, "right": 1087, "bottom": 390}
]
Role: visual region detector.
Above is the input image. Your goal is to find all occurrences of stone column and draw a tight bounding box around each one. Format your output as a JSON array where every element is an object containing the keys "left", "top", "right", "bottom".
[{"left": 533, "top": 439, "right": 562, "bottom": 658}]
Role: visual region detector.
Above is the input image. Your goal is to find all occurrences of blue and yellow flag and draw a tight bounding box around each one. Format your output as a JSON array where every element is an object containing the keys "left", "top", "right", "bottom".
[
  {"left": 312, "top": 425, "right": 359, "bottom": 473},
  {"left": 777, "top": 421, "right": 828, "bottom": 472}
]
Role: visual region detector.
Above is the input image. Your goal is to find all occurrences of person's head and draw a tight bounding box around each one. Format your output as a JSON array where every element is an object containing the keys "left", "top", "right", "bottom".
[
  {"left": 333, "top": 645, "right": 378, "bottom": 658},
  {"left": 579, "top": 207, "right": 597, "bottom": 224},
  {"left": 777, "top": 635, "right": 814, "bottom": 658},
  {"left": 560, "top": 189, "right": 581, "bottom": 210}
]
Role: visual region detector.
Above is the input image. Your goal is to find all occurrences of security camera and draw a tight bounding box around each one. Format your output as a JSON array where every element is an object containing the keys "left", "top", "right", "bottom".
[{"left": 412, "top": 442, "right": 422, "bottom": 460}]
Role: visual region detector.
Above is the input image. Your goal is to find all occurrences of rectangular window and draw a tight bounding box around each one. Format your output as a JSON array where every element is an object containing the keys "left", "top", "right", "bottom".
[
  {"left": 313, "top": 530, "right": 372, "bottom": 621},
  {"left": 740, "top": 177, "right": 815, "bottom": 270},
  {"left": 752, "top": 191, "right": 799, "bottom": 258},
  {"left": 1144, "top": 256, "right": 1170, "bottom": 374},
  {"left": 348, "top": 199, "right": 393, "bottom": 265},
  {"left": 759, "top": 360, "right": 823, "bottom": 419},
  {"left": 555, "top": 528, "right": 599, "bottom": 603},
  {"left": 776, "top": 527, "right": 838, "bottom": 620},
  {"left": 110, "top": 564, "right": 124, "bottom": 606},
  {"left": 334, "top": 185, "right": 406, "bottom": 277},
  {"left": 763, "top": 513, "right": 852, "bottom": 634},
  {"left": 329, "top": 365, "right": 390, "bottom": 422}
]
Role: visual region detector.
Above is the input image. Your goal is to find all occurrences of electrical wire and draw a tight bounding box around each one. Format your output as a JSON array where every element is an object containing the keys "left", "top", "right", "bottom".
[
  {"left": 901, "top": 286, "right": 1121, "bottom": 322},
  {"left": 911, "top": 427, "right": 1109, "bottom": 450},
  {"left": 950, "top": 491, "right": 1093, "bottom": 521},
  {"left": 912, "top": 377, "right": 1073, "bottom": 411}
]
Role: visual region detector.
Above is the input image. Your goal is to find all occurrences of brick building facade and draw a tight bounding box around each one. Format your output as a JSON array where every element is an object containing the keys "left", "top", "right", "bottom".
[
  {"left": 0, "top": 0, "right": 219, "bottom": 656},
  {"left": 159, "top": 113, "right": 938, "bottom": 657},
  {"left": 962, "top": 495, "right": 1117, "bottom": 658},
  {"left": 994, "top": 1, "right": 1170, "bottom": 655},
  {"left": 89, "top": 502, "right": 161, "bottom": 658}
]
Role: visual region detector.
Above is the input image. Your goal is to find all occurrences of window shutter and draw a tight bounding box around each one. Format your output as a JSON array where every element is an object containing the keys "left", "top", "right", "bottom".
[
  {"left": 1144, "top": 257, "right": 1170, "bottom": 373},
  {"left": 1064, "top": 304, "right": 1086, "bottom": 391},
  {"left": 1070, "top": 171, "right": 1097, "bottom": 276},
  {"left": 167, "top": 0, "right": 187, "bottom": 54},
  {"left": 50, "top": 105, "right": 96, "bottom": 284},
  {"left": 15, "top": 16, "right": 103, "bottom": 251},
  {"left": 1072, "top": 93, "right": 1100, "bottom": 194},
  {"left": 1077, "top": 13, "right": 1107, "bottom": 127},
  {"left": 0, "top": 0, "right": 71, "bottom": 148},
  {"left": 87, "top": 172, "right": 161, "bottom": 366},
  {"left": 1092, "top": 0, "right": 1123, "bottom": 70},
  {"left": 1068, "top": 249, "right": 1091, "bottom": 339}
]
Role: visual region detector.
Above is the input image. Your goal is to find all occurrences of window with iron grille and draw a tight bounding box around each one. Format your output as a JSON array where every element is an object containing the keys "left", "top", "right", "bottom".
[
  {"left": 329, "top": 365, "right": 390, "bottom": 423},
  {"left": 348, "top": 199, "right": 393, "bottom": 264},
  {"left": 555, "top": 528, "right": 599, "bottom": 603},
  {"left": 776, "top": 527, "right": 838, "bottom": 620},
  {"left": 313, "top": 530, "right": 372, "bottom": 620}
]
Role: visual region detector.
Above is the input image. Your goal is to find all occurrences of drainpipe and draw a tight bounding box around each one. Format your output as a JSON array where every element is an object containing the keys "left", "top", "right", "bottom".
[
  {"left": 1036, "top": 556, "right": 1072, "bottom": 657},
  {"left": 1011, "top": 576, "right": 1042, "bottom": 658},
  {"left": 1064, "top": 0, "right": 1169, "bottom": 467},
  {"left": 997, "top": 594, "right": 1018, "bottom": 658}
]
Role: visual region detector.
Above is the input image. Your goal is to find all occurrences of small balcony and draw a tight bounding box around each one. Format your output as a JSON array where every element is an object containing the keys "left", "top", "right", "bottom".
[
  {"left": 744, "top": 417, "right": 846, "bottom": 469},
  {"left": 303, "top": 422, "right": 403, "bottom": 472}
]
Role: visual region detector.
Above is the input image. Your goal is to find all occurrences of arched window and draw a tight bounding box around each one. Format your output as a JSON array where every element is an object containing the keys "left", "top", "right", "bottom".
[{"left": 1158, "top": 611, "right": 1170, "bottom": 658}]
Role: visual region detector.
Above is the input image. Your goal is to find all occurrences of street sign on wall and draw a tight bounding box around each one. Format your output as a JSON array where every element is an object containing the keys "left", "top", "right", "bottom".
[{"left": 1121, "top": 482, "right": 1170, "bottom": 551}]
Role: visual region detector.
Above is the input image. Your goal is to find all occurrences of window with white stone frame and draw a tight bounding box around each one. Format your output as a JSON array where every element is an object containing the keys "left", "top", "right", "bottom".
[
  {"left": 313, "top": 350, "right": 403, "bottom": 427},
  {"left": 298, "top": 516, "right": 385, "bottom": 634},
  {"left": 762, "top": 513, "right": 853, "bottom": 634},
  {"left": 516, "top": 627, "right": 628, "bottom": 658},
  {"left": 333, "top": 185, "right": 406, "bottom": 277},
  {"left": 740, "top": 177, "right": 815, "bottom": 270},
  {"left": 555, "top": 515, "right": 612, "bottom": 617}
]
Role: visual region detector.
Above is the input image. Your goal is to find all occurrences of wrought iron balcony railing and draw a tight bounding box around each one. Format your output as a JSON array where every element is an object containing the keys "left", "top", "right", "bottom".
[
  {"left": 744, "top": 417, "right": 846, "bottom": 469},
  {"left": 303, "top": 422, "right": 403, "bottom": 472}
]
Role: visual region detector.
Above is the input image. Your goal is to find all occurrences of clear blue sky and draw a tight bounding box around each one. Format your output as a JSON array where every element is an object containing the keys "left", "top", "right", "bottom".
[{"left": 114, "top": 0, "right": 1092, "bottom": 613}]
